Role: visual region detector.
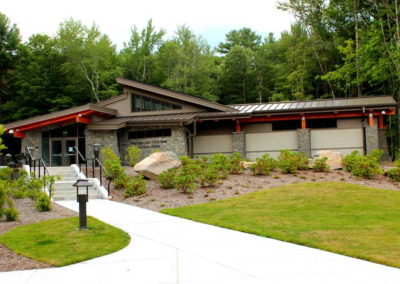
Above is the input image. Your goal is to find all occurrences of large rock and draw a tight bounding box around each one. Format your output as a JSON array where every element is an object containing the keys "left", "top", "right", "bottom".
[
  {"left": 241, "top": 161, "right": 257, "bottom": 170},
  {"left": 133, "top": 151, "right": 181, "bottom": 180},
  {"left": 310, "top": 150, "right": 343, "bottom": 170}
]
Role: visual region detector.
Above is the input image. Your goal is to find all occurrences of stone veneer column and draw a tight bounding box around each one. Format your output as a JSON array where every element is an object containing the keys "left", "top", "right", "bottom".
[
  {"left": 232, "top": 132, "right": 246, "bottom": 158},
  {"left": 297, "top": 129, "right": 311, "bottom": 157},
  {"left": 85, "top": 129, "right": 120, "bottom": 162},
  {"left": 378, "top": 128, "right": 390, "bottom": 161},
  {"left": 21, "top": 130, "right": 42, "bottom": 158},
  {"left": 365, "top": 125, "right": 379, "bottom": 155}
]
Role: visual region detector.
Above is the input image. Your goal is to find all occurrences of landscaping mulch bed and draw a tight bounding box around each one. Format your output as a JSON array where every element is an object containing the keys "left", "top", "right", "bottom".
[
  {"left": 108, "top": 167, "right": 400, "bottom": 211},
  {"left": 0, "top": 199, "right": 77, "bottom": 272}
]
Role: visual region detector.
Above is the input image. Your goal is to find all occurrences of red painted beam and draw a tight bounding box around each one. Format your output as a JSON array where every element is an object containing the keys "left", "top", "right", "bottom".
[
  {"left": 236, "top": 122, "right": 241, "bottom": 132},
  {"left": 17, "top": 110, "right": 95, "bottom": 132},
  {"left": 13, "top": 131, "right": 25, "bottom": 138},
  {"left": 76, "top": 116, "right": 91, "bottom": 124}
]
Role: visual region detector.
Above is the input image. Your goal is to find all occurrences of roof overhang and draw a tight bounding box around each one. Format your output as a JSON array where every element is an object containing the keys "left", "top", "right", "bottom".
[{"left": 4, "top": 104, "right": 117, "bottom": 138}]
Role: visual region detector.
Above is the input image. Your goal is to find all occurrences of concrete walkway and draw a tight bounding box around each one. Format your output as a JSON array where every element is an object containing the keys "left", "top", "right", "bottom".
[{"left": 2, "top": 200, "right": 400, "bottom": 284}]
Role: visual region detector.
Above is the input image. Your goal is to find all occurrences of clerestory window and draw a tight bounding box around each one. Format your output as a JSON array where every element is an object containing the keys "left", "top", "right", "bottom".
[{"left": 131, "top": 94, "right": 182, "bottom": 112}]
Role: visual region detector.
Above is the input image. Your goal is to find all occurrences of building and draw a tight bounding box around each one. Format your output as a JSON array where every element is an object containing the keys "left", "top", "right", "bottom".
[{"left": 3, "top": 78, "right": 397, "bottom": 166}]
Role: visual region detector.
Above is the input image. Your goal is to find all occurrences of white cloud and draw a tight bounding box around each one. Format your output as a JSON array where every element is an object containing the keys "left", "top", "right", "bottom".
[{"left": 2, "top": 0, "right": 294, "bottom": 49}]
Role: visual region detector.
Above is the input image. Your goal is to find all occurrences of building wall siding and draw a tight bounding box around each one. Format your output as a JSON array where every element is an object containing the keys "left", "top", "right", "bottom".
[{"left": 86, "top": 129, "right": 119, "bottom": 162}]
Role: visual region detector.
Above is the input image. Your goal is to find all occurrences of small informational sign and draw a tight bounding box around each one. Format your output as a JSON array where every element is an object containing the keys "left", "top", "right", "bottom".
[{"left": 62, "top": 131, "right": 68, "bottom": 137}]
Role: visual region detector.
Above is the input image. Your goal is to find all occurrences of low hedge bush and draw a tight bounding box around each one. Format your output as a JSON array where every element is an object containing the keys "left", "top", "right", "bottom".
[
  {"left": 313, "top": 157, "right": 330, "bottom": 173},
  {"left": 250, "top": 154, "right": 277, "bottom": 175},
  {"left": 124, "top": 175, "right": 146, "bottom": 197},
  {"left": 343, "top": 149, "right": 383, "bottom": 179},
  {"left": 277, "top": 150, "right": 309, "bottom": 174}
]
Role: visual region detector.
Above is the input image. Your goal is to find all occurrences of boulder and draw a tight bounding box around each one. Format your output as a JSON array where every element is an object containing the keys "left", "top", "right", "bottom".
[
  {"left": 133, "top": 151, "right": 182, "bottom": 180},
  {"left": 310, "top": 150, "right": 343, "bottom": 170},
  {"left": 241, "top": 161, "right": 257, "bottom": 170}
]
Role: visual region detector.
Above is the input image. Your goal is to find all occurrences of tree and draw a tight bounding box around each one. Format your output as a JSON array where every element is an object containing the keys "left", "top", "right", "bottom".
[
  {"left": 119, "top": 19, "right": 165, "bottom": 84},
  {"left": 217, "top": 28, "right": 262, "bottom": 54},
  {"left": 57, "top": 19, "right": 121, "bottom": 103},
  {"left": 3, "top": 34, "right": 72, "bottom": 121},
  {"left": 0, "top": 13, "right": 21, "bottom": 120},
  {"left": 220, "top": 45, "right": 254, "bottom": 104},
  {"left": 156, "top": 25, "right": 219, "bottom": 101}
]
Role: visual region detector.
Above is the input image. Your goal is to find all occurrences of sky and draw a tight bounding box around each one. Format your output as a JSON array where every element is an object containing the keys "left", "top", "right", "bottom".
[{"left": 2, "top": 0, "right": 295, "bottom": 50}]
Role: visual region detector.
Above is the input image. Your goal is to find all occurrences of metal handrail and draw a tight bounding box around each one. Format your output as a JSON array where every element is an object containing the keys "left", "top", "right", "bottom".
[
  {"left": 95, "top": 158, "right": 111, "bottom": 197},
  {"left": 74, "top": 146, "right": 88, "bottom": 176},
  {"left": 25, "top": 147, "right": 52, "bottom": 196},
  {"left": 73, "top": 147, "right": 111, "bottom": 196}
]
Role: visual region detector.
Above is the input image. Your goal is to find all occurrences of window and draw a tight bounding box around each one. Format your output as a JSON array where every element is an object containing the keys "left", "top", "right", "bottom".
[
  {"left": 128, "top": 129, "right": 172, "bottom": 139},
  {"left": 306, "top": 118, "right": 337, "bottom": 129},
  {"left": 272, "top": 120, "right": 301, "bottom": 131},
  {"left": 131, "top": 94, "right": 182, "bottom": 112}
]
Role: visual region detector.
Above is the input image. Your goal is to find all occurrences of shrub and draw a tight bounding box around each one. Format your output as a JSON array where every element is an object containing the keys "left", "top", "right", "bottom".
[
  {"left": 125, "top": 145, "right": 142, "bottom": 167},
  {"left": 157, "top": 169, "right": 177, "bottom": 189},
  {"left": 4, "top": 207, "right": 19, "bottom": 221},
  {"left": 124, "top": 175, "right": 146, "bottom": 197},
  {"left": 179, "top": 155, "right": 193, "bottom": 166},
  {"left": 351, "top": 155, "right": 383, "bottom": 179},
  {"left": 173, "top": 166, "right": 196, "bottom": 193},
  {"left": 387, "top": 168, "right": 400, "bottom": 181},
  {"left": 277, "top": 150, "right": 309, "bottom": 174},
  {"left": 104, "top": 158, "right": 124, "bottom": 180},
  {"left": 343, "top": 150, "right": 383, "bottom": 179},
  {"left": 101, "top": 146, "right": 118, "bottom": 161},
  {"left": 199, "top": 164, "right": 221, "bottom": 187},
  {"left": 313, "top": 157, "right": 330, "bottom": 173},
  {"left": 343, "top": 151, "right": 360, "bottom": 172},
  {"left": 210, "top": 153, "right": 230, "bottom": 179},
  {"left": 0, "top": 167, "right": 13, "bottom": 181},
  {"left": 250, "top": 154, "right": 277, "bottom": 175},
  {"left": 35, "top": 192, "right": 52, "bottom": 212},
  {"left": 114, "top": 173, "right": 130, "bottom": 189},
  {"left": 228, "top": 153, "right": 244, "bottom": 174}
]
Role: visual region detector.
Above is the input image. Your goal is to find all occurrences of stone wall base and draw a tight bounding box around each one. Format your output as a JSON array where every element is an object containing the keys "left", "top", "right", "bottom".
[
  {"left": 297, "top": 129, "right": 311, "bottom": 157},
  {"left": 232, "top": 132, "right": 246, "bottom": 158}
]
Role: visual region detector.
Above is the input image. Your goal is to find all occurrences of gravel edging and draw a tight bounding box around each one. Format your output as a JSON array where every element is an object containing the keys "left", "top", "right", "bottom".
[{"left": 0, "top": 199, "right": 77, "bottom": 272}]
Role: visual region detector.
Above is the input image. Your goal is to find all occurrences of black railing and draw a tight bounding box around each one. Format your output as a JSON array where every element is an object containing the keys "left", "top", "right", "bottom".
[
  {"left": 25, "top": 147, "right": 52, "bottom": 196},
  {"left": 74, "top": 146, "right": 111, "bottom": 196}
]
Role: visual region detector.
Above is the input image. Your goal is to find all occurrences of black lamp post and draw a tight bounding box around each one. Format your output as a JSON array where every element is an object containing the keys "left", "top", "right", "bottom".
[
  {"left": 73, "top": 179, "right": 92, "bottom": 230},
  {"left": 93, "top": 143, "right": 101, "bottom": 167}
]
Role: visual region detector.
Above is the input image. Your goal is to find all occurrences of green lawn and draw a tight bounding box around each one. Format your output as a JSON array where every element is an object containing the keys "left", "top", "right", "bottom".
[
  {"left": 161, "top": 182, "right": 400, "bottom": 268},
  {"left": 0, "top": 216, "right": 130, "bottom": 266}
]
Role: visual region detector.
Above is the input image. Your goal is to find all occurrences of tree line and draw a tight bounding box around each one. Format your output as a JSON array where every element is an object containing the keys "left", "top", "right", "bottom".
[{"left": 1, "top": 1, "right": 400, "bottom": 156}]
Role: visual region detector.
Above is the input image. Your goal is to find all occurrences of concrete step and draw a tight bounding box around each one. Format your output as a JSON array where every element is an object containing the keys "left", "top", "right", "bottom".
[
  {"left": 56, "top": 177, "right": 78, "bottom": 182},
  {"left": 53, "top": 194, "right": 103, "bottom": 201},
  {"left": 48, "top": 173, "right": 77, "bottom": 178}
]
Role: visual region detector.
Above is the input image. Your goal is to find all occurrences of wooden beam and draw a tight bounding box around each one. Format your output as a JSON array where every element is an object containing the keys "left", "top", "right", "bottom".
[
  {"left": 13, "top": 131, "right": 25, "bottom": 138},
  {"left": 301, "top": 116, "right": 306, "bottom": 129},
  {"left": 236, "top": 121, "right": 241, "bottom": 132},
  {"left": 76, "top": 116, "right": 92, "bottom": 124},
  {"left": 369, "top": 113, "right": 374, "bottom": 126},
  {"left": 379, "top": 114, "right": 384, "bottom": 129}
]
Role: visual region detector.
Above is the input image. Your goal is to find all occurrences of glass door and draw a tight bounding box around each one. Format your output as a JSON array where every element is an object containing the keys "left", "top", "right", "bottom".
[
  {"left": 51, "top": 140, "right": 63, "bottom": 166},
  {"left": 65, "top": 139, "right": 76, "bottom": 166}
]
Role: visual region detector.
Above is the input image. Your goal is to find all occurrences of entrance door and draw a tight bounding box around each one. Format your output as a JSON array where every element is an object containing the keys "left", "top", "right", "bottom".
[{"left": 50, "top": 138, "right": 77, "bottom": 166}]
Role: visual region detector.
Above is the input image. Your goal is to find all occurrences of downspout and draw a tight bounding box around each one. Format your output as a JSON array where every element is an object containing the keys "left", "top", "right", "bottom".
[
  {"left": 183, "top": 119, "right": 197, "bottom": 158},
  {"left": 362, "top": 107, "right": 366, "bottom": 154}
]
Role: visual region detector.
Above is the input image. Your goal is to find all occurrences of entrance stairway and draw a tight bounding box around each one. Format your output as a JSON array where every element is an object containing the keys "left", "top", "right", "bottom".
[{"left": 47, "top": 167, "right": 103, "bottom": 201}]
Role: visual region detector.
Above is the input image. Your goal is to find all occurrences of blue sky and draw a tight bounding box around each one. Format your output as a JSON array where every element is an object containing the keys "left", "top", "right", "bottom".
[{"left": 2, "top": 0, "right": 295, "bottom": 50}]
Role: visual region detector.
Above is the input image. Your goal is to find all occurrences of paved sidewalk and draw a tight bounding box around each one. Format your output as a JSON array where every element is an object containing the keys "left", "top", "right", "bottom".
[{"left": 1, "top": 200, "right": 400, "bottom": 284}]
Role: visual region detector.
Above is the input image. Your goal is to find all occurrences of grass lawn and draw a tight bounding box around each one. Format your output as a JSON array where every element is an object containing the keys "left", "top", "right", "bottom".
[
  {"left": 0, "top": 216, "right": 130, "bottom": 266},
  {"left": 161, "top": 182, "right": 400, "bottom": 268}
]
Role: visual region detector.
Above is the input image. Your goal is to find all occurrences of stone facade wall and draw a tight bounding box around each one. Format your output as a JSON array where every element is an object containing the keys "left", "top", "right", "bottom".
[
  {"left": 119, "top": 125, "right": 188, "bottom": 164},
  {"left": 21, "top": 130, "right": 42, "bottom": 159},
  {"left": 232, "top": 132, "right": 246, "bottom": 158},
  {"left": 85, "top": 129, "right": 120, "bottom": 162},
  {"left": 378, "top": 128, "right": 390, "bottom": 161},
  {"left": 297, "top": 129, "right": 311, "bottom": 157},
  {"left": 365, "top": 125, "right": 379, "bottom": 155}
]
